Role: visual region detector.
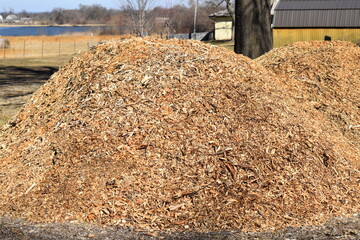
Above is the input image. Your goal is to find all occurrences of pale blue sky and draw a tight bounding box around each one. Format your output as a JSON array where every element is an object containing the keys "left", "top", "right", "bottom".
[{"left": 2, "top": 0, "right": 176, "bottom": 13}]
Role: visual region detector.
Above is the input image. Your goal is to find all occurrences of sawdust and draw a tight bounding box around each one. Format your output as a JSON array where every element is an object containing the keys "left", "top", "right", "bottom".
[
  {"left": 256, "top": 40, "right": 360, "bottom": 152},
  {"left": 0, "top": 38, "right": 359, "bottom": 232}
]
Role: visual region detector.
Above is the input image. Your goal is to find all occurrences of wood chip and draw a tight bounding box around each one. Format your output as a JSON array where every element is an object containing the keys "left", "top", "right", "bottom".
[{"left": 0, "top": 38, "right": 359, "bottom": 232}]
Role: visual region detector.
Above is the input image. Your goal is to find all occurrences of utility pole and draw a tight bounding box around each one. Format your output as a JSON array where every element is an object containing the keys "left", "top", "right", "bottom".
[{"left": 193, "top": 0, "right": 198, "bottom": 40}]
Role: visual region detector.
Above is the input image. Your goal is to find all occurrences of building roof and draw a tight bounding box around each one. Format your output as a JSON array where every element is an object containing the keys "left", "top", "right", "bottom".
[
  {"left": 276, "top": 0, "right": 360, "bottom": 10},
  {"left": 210, "top": 1, "right": 279, "bottom": 19},
  {"left": 273, "top": 0, "right": 360, "bottom": 28},
  {"left": 6, "top": 14, "right": 17, "bottom": 19},
  {"left": 209, "top": 10, "right": 232, "bottom": 19}
]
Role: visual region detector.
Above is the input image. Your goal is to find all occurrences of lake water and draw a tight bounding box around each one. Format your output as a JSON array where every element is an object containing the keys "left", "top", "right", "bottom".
[{"left": 0, "top": 26, "right": 108, "bottom": 36}]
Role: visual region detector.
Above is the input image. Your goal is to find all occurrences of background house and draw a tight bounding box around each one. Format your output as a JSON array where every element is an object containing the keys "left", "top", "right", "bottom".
[
  {"left": 20, "top": 18, "right": 32, "bottom": 24},
  {"left": 5, "top": 14, "right": 18, "bottom": 23},
  {"left": 209, "top": 10, "right": 233, "bottom": 41},
  {"left": 0, "top": 15, "right": 3, "bottom": 23},
  {"left": 209, "top": 0, "right": 279, "bottom": 42},
  {"left": 3, "top": 14, "right": 32, "bottom": 24},
  {"left": 273, "top": 0, "right": 360, "bottom": 47}
]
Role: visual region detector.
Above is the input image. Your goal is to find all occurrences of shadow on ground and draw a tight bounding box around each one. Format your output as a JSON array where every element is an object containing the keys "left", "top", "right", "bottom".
[
  {"left": 0, "top": 65, "right": 57, "bottom": 125},
  {"left": 0, "top": 66, "right": 57, "bottom": 86}
]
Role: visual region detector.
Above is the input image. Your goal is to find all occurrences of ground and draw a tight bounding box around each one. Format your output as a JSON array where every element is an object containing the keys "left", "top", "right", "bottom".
[{"left": 1, "top": 215, "right": 359, "bottom": 239}]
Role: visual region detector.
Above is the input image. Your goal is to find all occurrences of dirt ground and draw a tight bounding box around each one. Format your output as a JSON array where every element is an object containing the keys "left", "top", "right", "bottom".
[
  {"left": 0, "top": 65, "right": 58, "bottom": 125},
  {"left": 1, "top": 214, "right": 359, "bottom": 240}
]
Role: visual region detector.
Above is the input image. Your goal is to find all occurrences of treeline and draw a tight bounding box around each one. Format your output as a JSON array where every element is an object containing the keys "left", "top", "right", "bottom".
[{"left": 1, "top": 3, "right": 224, "bottom": 35}]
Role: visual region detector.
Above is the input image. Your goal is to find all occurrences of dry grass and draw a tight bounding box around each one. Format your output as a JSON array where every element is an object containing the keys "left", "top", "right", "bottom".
[
  {"left": 206, "top": 40, "right": 234, "bottom": 51},
  {"left": 0, "top": 55, "right": 73, "bottom": 68},
  {"left": 1, "top": 35, "right": 130, "bottom": 58}
]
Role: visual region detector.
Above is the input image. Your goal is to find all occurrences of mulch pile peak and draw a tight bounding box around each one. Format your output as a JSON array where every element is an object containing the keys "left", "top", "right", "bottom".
[{"left": 0, "top": 38, "right": 359, "bottom": 232}]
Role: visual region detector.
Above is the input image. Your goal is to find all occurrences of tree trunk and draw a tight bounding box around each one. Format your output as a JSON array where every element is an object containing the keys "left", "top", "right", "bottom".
[{"left": 234, "top": 0, "right": 272, "bottom": 59}]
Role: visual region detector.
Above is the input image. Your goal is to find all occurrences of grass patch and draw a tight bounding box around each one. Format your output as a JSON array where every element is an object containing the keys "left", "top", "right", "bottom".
[
  {"left": 0, "top": 106, "right": 22, "bottom": 126},
  {"left": 1, "top": 35, "right": 128, "bottom": 59},
  {"left": 206, "top": 40, "right": 234, "bottom": 51},
  {"left": 0, "top": 55, "right": 73, "bottom": 68}
]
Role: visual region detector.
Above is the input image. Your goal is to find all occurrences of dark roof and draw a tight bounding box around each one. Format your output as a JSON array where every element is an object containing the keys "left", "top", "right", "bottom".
[
  {"left": 273, "top": 0, "right": 360, "bottom": 27},
  {"left": 276, "top": 0, "right": 360, "bottom": 10}
]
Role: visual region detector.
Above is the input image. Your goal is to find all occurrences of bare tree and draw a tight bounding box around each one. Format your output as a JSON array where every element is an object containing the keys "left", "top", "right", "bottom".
[
  {"left": 51, "top": 8, "right": 68, "bottom": 25},
  {"left": 223, "top": 0, "right": 234, "bottom": 24},
  {"left": 234, "top": 0, "right": 272, "bottom": 58},
  {"left": 120, "top": 0, "right": 155, "bottom": 36},
  {"left": 79, "top": 4, "right": 111, "bottom": 22},
  {"left": 208, "top": 0, "right": 234, "bottom": 23}
]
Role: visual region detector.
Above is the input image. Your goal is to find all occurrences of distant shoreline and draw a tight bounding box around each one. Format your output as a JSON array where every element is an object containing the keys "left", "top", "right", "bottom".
[
  {"left": 0, "top": 24, "right": 109, "bottom": 28},
  {"left": 0, "top": 25, "right": 111, "bottom": 37}
]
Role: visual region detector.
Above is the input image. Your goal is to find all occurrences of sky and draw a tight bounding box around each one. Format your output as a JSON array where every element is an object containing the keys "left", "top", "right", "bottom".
[
  {"left": 2, "top": 0, "right": 173, "bottom": 13},
  {"left": 2, "top": 0, "right": 118, "bottom": 13}
]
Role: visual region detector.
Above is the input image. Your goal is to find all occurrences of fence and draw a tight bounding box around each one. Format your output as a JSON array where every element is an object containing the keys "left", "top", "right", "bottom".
[{"left": 1, "top": 35, "right": 128, "bottom": 59}]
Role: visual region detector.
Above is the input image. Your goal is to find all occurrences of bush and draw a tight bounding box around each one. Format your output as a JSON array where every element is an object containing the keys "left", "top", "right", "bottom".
[{"left": 0, "top": 38, "right": 10, "bottom": 48}]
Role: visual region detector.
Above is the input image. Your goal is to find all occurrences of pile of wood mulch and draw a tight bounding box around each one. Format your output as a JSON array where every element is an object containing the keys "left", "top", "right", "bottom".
[
  {"left": 0, "top": 38, "right": 359, "bottom": 233},
  {"left": 256, "top": 41, "right": 360, "bottom": 149}
]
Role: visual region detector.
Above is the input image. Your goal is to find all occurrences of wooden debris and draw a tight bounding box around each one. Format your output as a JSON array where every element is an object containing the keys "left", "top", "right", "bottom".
[
  {"left": 0, "top": 38, "right": 359, "bottom": 233},
  {"left": 24, "top": 183, "right": 36, "bottom": 195},
  {"left": 256, "top": 40, "right": 360, "bottom": 154}
]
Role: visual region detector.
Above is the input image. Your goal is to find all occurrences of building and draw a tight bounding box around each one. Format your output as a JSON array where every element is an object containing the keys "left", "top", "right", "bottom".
[
  {"left": 209, "top": 10, "right": 233, "bottom": 41},
  {"left": 0, "top": 15, "right": 3, "bottom": 23},
  {"left": 5, "top": 14, "right": 18, "bottom": 23},
  {"left": 209, "top": 0, "right": 279, "bottom": 41},
  {"left": 20, "top": 17, "right": 32, "bottom": 24},
  {"left": 3, "top": 14, "right": 32, "bottom": 24},
  {"left": 273, "top": 0, "right": 360, "bottom": 47}
]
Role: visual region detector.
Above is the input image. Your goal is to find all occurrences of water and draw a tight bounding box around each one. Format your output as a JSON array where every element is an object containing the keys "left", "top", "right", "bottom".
[{"left": 0, "top": 26, "right": 108, "bottom": 36}]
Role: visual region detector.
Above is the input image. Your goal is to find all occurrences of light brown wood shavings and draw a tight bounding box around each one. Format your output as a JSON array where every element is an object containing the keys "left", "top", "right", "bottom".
[
  {"left": 0, "top": 37, "right": 359, "bottom": 233},
  {"left": 256, "top": 41, "right": 360, "bottom": 154}
]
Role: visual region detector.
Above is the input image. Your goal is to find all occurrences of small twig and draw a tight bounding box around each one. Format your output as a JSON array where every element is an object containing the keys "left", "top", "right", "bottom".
[
  {"left": 214, "top": 147, "right": 233, "bottom": 155},
  {"left": 186, "top": 57, "right": 205, "bottom": 63},
  {"left": 172, "top": 182, "right": 213, "bottom": 200},
  {"left": 25, "top": 183, "right": 36, "bottom": 195},
  {"left": 349, "top": 125, "right": 360, "bottom": 129},
  {"left": 125, "top": 193, "right": 135, "bottom": 202},
  {"left": 224, "top": 162, "right": 236, "bottom": 179}
]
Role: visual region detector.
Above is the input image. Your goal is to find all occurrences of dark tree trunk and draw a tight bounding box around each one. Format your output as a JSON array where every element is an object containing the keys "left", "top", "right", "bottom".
[{"left": 234, "top": 0, "right": 273, "bottom": 59}]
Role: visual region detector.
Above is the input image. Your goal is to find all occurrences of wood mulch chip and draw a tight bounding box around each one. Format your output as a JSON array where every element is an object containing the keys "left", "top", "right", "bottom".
[{"left": 0, "top": 38, "right": 359, "bottom": 233}]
